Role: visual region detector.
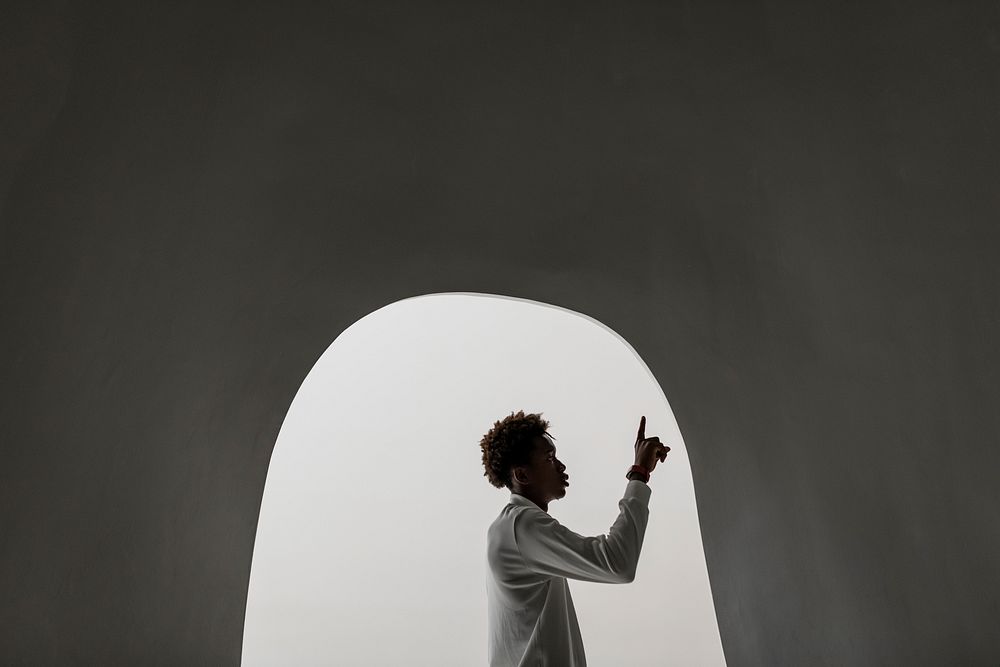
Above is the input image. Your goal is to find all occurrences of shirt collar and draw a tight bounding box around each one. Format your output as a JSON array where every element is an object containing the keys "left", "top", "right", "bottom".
[{"left": 509, "top": 492, "right": 543, "bottom": 511}]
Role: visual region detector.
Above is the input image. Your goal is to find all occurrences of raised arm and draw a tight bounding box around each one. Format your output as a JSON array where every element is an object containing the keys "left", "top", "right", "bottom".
[{"left": 512, "top": 480, "right": 652, "bottom": 584}]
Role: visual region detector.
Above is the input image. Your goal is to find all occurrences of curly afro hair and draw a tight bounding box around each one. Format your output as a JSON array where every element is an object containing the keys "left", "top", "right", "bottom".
[{"left": 480, "top": 410, "right": 556, "bottom": 489}]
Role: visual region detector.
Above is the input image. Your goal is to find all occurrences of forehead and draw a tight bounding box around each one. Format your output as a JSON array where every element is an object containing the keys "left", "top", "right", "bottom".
[{"left": 536, "top": 434, "right": 556, "bottom": 453}]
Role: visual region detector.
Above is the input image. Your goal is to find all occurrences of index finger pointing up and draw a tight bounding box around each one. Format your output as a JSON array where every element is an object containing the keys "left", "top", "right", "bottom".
[{"left": 636, "top": 415, "right": 646, "bottom": 443}]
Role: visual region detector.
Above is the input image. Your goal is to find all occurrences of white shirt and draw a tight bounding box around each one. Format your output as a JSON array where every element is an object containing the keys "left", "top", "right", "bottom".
[{"left": 485, "top": 480, "right": 653, "bottom": 666}]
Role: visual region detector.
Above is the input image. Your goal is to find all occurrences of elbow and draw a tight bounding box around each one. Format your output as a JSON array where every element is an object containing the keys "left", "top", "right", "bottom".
[
  {"left": 617, "top": 566, "right": 636, "bottom": 584},
  {"left": 610, "top": 554, "right": 637, "bottom": 583}
]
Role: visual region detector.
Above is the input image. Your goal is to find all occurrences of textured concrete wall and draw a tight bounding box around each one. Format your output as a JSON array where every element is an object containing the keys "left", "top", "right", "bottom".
[{"left": 2, "top": 2, "right": 998, "bottom": 664}]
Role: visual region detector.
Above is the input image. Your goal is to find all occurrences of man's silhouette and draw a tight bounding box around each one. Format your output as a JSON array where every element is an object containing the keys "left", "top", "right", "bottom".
[{"left": 481, "top": 410, "right": 669, "bottom": 666}]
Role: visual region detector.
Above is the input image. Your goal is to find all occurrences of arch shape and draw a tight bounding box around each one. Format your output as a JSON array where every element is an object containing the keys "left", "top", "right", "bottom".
[{"left": 242, "top": 292, "right": 725, "bottom": 665}]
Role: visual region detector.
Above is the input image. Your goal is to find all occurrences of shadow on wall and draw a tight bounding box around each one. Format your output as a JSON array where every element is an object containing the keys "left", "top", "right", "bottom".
[{"left": 242, "top": 292, "right": 726, "bottom": 666}]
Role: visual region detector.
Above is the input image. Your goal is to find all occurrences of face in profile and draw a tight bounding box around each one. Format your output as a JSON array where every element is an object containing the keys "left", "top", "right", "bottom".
[{"left": 531, "top": 434, "right": 568, "bottom": 501}]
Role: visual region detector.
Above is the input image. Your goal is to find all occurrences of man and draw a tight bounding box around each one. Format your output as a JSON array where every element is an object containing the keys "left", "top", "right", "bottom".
[{"left": 481, "top": 410, "right": 670, "bottom": 666}]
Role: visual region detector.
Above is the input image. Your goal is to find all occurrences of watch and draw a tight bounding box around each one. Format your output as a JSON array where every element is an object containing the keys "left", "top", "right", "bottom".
[{"left": 626, "top": 464, "right": 650, "bottom": 483}]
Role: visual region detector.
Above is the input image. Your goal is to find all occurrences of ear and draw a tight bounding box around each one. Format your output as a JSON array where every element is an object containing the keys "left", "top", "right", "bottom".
[{"left": 512, "top": 466, "right": 529, "bottom": 485}]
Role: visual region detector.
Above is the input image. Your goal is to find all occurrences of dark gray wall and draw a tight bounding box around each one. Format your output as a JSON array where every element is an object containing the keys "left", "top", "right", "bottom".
[{"left": 2, "top": 2, "right": 998, "bottom": 665}]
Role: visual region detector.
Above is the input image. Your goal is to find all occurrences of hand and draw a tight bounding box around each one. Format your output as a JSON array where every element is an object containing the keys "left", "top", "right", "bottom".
[{"left": 633, "top": 416, "right": 670, "bottom": 475}]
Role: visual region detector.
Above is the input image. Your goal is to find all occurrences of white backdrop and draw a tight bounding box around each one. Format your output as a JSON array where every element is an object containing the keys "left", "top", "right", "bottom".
[{"left": 242, "top": 292, "right": 726, "bottom": 666}]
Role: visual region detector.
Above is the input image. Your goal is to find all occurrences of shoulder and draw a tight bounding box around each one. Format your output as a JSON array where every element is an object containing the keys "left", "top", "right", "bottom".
[{"left": 512, "top": 505, "right": 558, "bottom": 535}]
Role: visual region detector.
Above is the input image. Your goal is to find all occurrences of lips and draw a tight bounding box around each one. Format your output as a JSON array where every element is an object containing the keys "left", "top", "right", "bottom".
[{"left": 562, "top": 476, "right": 569, "bottom": 486}]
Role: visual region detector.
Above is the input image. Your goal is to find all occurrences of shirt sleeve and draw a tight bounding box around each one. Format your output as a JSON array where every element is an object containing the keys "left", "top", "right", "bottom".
[{"left": 512, "top": 479, "right": 652, "bottom": 584}]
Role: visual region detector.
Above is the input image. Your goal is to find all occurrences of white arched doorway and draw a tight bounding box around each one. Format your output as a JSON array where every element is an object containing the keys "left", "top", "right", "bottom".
[{"left": 242, "top": 292, "right": 725, "bottom": 665}]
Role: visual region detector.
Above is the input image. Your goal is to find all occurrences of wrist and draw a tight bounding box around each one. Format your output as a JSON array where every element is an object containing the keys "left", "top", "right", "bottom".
[{"left": 626, "top": 464, "right": 650, "bottom": 483}]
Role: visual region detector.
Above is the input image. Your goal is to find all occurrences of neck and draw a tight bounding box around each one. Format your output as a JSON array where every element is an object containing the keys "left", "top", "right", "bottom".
[{"left": 512, "top": 487, "right": 548, "bottom": 512}]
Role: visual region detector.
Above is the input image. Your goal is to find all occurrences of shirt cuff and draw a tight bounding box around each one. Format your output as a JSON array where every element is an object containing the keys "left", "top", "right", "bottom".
[{"left": 624, "top": 478, "right": 652, "bottom": 504}]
